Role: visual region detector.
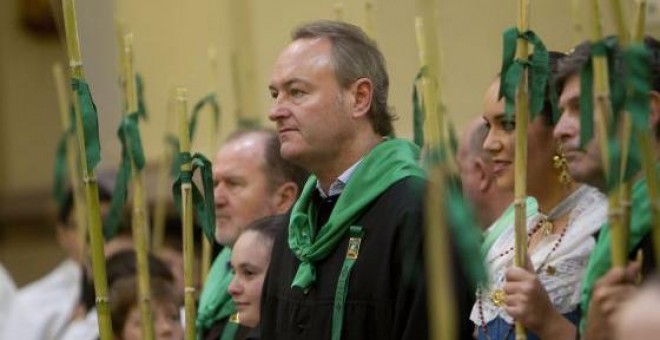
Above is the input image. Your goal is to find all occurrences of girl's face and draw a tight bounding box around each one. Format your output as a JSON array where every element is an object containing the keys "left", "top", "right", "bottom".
[
  {"left": 121, "top": 301, "right": 183, "bottom": 340},
  {"left": 227, "top": 231, "right": 273, "bottom": 328},
  {"left": 482, "top": 78, "right": 557, "bottom": 194}
]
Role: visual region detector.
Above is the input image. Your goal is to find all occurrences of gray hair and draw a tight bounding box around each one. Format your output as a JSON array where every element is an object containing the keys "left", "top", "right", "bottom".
[{"left": 292, "top": 20, "right": 395, "bottom": 136}]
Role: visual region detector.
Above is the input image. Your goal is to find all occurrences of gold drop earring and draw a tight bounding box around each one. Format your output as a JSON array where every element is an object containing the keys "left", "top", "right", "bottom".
[{"left": 553, "top": 143, "right": 572, "bottom": 185}]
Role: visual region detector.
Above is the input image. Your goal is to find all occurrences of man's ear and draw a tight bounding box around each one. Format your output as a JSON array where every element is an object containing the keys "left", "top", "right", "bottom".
[
  {"left": 650, "top": 91, "right": 660, "bottom": 136},
  {"left": 474, "top": 158, "right": 491, "bottom": 192},
  {"left": 349, "top": 78, "right": 373, "bottom": 119},
  {"left": 271, "top": 182, "right": 299, "bottom": 214}
]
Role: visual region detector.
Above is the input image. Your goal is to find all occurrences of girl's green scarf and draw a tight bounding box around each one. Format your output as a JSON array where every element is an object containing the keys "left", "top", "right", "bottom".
[
  {"left": 197, "top": 248, "right": 235, "bottom": 335},
  {"left": 288, "top": 138, "right": 426, "bottom": 290}
]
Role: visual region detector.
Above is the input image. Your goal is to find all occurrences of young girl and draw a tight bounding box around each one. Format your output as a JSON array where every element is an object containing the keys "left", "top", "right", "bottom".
[
  {"left": 227, "top": 215, "right": 287, "bottom": 339},
  {"left": 110, "top": 276, "right": 183, "bottom": 340}
]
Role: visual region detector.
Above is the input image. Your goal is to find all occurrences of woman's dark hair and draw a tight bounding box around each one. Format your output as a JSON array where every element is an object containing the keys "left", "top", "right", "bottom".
[
  {"left": 79, "top": 250, "right": 175, "bottom": 311},
  {"left": 241, "top": 214, "right": 288, "bottom": 243},
  {"left": 109, "top": 276, "right": 181, "bottom": 336}
]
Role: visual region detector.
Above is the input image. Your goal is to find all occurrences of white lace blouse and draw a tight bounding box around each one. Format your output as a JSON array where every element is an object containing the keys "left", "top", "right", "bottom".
[{"left": 470, "top": 185, "right": 607, "bottom": 325}]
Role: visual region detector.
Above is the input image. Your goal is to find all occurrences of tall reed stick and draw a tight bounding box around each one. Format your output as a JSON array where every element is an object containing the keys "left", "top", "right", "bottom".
[
  {"left": 589, "top": 0, "right": 628, "bottom": 267},
  {"left": 414, "top": 10, "right": 455, "bottom": 339},
  {"left": 123, "top": 34, "right": 155, "bottom": 340},
  {"left": 201, "top": 45, "right": 221, "bottom": 283},
  {"left": 177, "top": 87, "right": 197, "bottom": 340},
  {"left": 630, "top": 0, "right": 660, "bottom": 268},
  {"left": 53, "top": 62, "right": 88, "bottom": 263},
  {"left": 62, "top": 0, "right": 112, "bottom": 338},
  {"left": 512, "top": 0, "right": 531, "bottom": 338}
]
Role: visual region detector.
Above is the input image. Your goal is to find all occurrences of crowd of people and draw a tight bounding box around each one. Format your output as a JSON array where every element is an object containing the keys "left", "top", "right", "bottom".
[{"left": 1, "top": 19, "right": 658, "bottom": 340}]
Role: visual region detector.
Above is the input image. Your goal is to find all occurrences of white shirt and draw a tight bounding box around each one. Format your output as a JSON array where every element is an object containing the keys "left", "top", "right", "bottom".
[
  {"left": 2, "top": 259, "right": 82, "bottom": 340},
  {"left": 0, "top": 263, "right": 16, "bottom": 336},
  {"left": 470, "top": 185, "right": 607, "bottom": 325},
  {"left": 316, "top": 159, "right": 362, "bottom": 198}
]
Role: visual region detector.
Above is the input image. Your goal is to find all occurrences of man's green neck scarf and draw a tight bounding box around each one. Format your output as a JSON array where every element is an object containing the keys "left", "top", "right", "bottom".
[
  {"left": 579, "top": 163, "right": 660, "bottom": 333},
  {"left": 197, "top": 248, "right": 236, "bottom": 336},
  {"left": 288, "top": 138, "right": 426, "bottom": 290}
]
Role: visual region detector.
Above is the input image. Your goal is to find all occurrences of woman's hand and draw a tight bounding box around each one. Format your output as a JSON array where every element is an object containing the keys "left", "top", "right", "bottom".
[{"left": 503, "top": 257, "right": 576, "bottom": 339}]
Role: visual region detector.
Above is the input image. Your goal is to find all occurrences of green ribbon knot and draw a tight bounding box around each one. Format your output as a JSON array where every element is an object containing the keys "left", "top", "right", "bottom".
[
  {"left": 172, "top": 152, "right": 216, "bottom": 243},
  {"left": 105, "top": 112, "right": 147, "bottom": 239},
  {"left": 136, "top": 74, "right": 148, "bottom": 119},
  {"left": 578, "top": 37, "right": 626, "bottom": 150},
  {"left": 53, "top": 106, "right": 77, "bottom": 211},
  {"left": 411, "top": 66, "right": 428, "bottom": 148},
  {"left": 189, "top": 93, "right": 220, "bottom": 139},
  {"left": 71, "top": 78, "right": 102, "bottom": 171},
  {"left": 499, "top": 27, "right": 550, "bottom": 119},
  {"left": 288, "top": 139, "right": 426, "bottom": 291}
]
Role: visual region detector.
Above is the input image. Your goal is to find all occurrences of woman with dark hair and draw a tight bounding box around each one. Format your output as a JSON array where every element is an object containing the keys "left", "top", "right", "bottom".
[
  {"left": 110, "top": 276, "right": 183, "bottom": 340},
  {"left": 470, "top": 52, "right": 608, "bottom": 339},
  {"left": 219, "top": 214, "right": 287, "bottom": 340}
]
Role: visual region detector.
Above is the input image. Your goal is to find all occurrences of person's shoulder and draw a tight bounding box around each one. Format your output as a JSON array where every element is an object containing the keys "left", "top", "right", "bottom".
[
  {"left": 384, "top": 175, "right": 426, "bottom": 197},
  {"left": 15, "top": 259, "right": 81, "bottom": 299}
]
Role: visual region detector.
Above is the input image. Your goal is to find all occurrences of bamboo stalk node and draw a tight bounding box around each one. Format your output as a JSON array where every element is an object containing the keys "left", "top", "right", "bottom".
[
  {"left": 95, "top": 297, "right": 109, "bottom": 304},
  {"left": 185, "top": 287, "right": 196, "bottom": 294},
  {"left": 69, "top": 60, "right": 83, "bottom": 68},
  {"left": 608, "top": 207, "right": 624, "bottom": 218},
  {"left": 83, "top": 175, "right": 98, "bottom": 184}
]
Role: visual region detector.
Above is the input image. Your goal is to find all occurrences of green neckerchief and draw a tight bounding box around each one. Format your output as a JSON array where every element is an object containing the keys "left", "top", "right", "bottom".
[
  {"left": 579, "top": 163, "right": 659, "bottom": 333},
  {"left": 197, "top": 248, "right": 236, "bottom": 338},
  {"left": 288, "top": 138, "right": 426, "bottom": 290},
  {"left": 480, "top": 197, "right": 538, "bottom": 258}
]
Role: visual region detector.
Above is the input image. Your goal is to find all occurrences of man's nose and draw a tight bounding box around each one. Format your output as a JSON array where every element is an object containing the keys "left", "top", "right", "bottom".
[{"left": 553, "top": 112, "right": 577, "bottom": 143}]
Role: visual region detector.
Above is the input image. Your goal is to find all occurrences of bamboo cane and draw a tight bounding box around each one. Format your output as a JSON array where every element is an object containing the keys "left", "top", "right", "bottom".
[
  {"left": 61, "top": 0, "right": 112, "bottom": 338},
  {"left": 589, "top": 0, "right": 628, "bottom": 267},
  {"left": 571, "top": 0, "right": 584, "bottom": 45},
  {"left": 177, "top": 87, "right": 197, "bottom": 340},
  {"left": 200, "top": 45, "right": 221, "bottom": 283},
  {"left": 630, "top": 0, "right": 660, "bottom": 268},
  {"left": 364, "top": 2, "right": 376, "bottom": 39},
  {"left": 229, "top": 50, "right": 244, "bottom": 128},
  {"left": 414, "top": 13, "right": 455, "bottom": 340},
  {"left": 334, "top": 3, "right": 344, "bottom": 21},
  {"left": 153, "top": 93, "right": 177, "bottom": 252},
  {"left": 609, "top": 0, "right": 630, "bottom": 46},
  {"left": 115, "top": 18, "right": 128, "bottom": 112},
  {"left": 512, "top": 0, "right": 530, "bottom": 338},
  {"left": 152, "top": 147, "right": 172, "bottom": 252},
  {"left": 123, "top": 34, "right": 155, "bottom": 340},
  {"left": 610, "top": 0, "right": 634, "bottom": 257},
  {"left": 53, "top": 62, "right": 88, "bottom": 263}
]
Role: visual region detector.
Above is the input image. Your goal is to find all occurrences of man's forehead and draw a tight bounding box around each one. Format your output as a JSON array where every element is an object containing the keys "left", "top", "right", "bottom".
[
  {"left": 215, "top": 134, "right": 267, "bottom": 166},
  {"left": 271, "top": 38, "right": 334, "bottom": 82}
]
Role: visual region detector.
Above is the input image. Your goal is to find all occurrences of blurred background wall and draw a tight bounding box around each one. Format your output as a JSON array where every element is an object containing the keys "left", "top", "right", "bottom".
[{"left": 1, "top": 0, "right": 659, "bottom": 286}]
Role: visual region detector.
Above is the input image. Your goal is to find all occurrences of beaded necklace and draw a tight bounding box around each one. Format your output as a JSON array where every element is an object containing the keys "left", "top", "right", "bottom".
[{"left": 476, "top": 186, "right": 588, "bottom": 339}]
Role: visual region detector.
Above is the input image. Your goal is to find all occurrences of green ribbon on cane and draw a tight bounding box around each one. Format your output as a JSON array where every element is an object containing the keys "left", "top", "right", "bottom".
[
  {"left": 172, "top": 152, "right": 216, "bottom": 243},
  {"left": 105, "top": 112, "right": 146, "bottom": 239},
  {"left": 136, "top": 73, "right": 148, "bottom": 119},
  {"left": 498, "top": 28, "right": 550, "bottom": 120},
  {"left": 620, "top": 42, "right": 650, "bottom": 181},
  {"left": 71, "top": 78, "right": 102, "bottom": 171},
  {"left": 412, "top": 66, "right": 428, "bottom": 148},
  {"left": 189, "top": 93, "right": 220, "bottom": 139},
  {"left": 53, "top": 106, "right": 77, "bottom": 211}
]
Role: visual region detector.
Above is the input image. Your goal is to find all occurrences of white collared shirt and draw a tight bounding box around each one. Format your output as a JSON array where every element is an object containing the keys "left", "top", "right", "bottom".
[{"left": 316, "top": 159, "right": 363, "bottom": 198}]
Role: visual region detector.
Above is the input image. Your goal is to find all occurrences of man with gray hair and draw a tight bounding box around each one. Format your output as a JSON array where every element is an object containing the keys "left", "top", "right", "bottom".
[
  {"left": 457, "top": 117, "right": 513, "bottom": 229},
  {"left": 262, "top": 20, "right": 430, "bottom": 339},
  {"left": 197, "top": 128, "right": 307, "bottom": 339}
]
